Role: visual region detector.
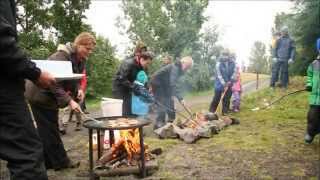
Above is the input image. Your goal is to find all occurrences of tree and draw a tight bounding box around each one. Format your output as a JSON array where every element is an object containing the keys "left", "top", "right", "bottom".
[
  {"left": 248, "top": 41, "right": 269, "bottom": 74},
  {"left": 50, "top": 0, "right": 92, "bottom": 43},
  {"left": 86, "top": 36, "right": 119, "bottom": 98},
  {"left": 16, "top": 0, "right": 55, "bottom": 58},
  {"left": 119, "top": 0, "right": 208, "bottom": 58},
  {"left": 273, "top": 0, "right": 320, "bottom": 75}
]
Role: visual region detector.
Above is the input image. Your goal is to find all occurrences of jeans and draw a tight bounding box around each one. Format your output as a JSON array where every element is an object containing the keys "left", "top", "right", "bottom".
[{"left": 270, "top": 60, "right": 289, "bottom": 88}]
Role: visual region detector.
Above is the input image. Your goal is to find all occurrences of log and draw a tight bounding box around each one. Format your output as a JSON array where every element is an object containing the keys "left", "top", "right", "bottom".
[{"left": 94, "top": 160, "right": 158, "bottom": 177}]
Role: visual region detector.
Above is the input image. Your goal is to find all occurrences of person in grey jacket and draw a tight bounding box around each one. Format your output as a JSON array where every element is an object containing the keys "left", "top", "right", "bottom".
[
  {"left": 151, "top": 56, "right": 193, "bottom": 129},
  {"left": 270, "top": 26, "right": 295, "bottom": 88}
]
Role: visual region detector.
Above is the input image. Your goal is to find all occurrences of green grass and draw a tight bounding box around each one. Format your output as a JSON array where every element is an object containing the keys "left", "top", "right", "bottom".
[{"left": 147, "top": 76, "right": 319, "bottom": 178}]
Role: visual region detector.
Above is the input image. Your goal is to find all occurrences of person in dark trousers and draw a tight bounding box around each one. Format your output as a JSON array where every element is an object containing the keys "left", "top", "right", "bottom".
[
  {"left": 0, "top": 0, "right": 56, "bottom": 179},
  {"left": 270, "top": 26, "right": 295, "bottom": 88},
  {"left": 304, "top": 38, "right": 320, "bottom": 144},
  {"left": 151, "top": 56, "right": 193, "bottom": 129},
  {"left": 209, "top": 50, "right": 236, "bottom": 115},
  {"left": 112, "top": 47, "right": 154, "bottom": 117},
  {"left": 25, "top": 32, "right": 96, "bottom": 170}
]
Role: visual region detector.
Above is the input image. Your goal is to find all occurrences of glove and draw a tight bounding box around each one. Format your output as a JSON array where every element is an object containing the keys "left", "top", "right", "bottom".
[
  {"left": 306, "top": 86, "right": 312, "bottom": 92},
  {"left": 272, "top": 58, "right": 278, "bottom": 63},
  {"left": 179, "top": 99, "right": 186, "bottom": 106},
  {"left": 288, "top": 58, "right": 293, "bottom": 64}
]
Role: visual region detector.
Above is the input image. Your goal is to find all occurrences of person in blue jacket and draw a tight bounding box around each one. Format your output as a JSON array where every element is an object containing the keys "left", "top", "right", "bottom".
[
  {"left": 209, "top": 50, "right": 236, "bottom": 115},
  {"left": 270, "top": 26, "right": 296, "bottom": 88},
  {"left": 131, "top": 70, "right": 154, "bottom": 117}
]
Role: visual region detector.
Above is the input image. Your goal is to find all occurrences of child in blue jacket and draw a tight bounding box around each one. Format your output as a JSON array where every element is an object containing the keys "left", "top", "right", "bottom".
[{"left": 131, "top": 70, "right": 154, "bottom": 117}]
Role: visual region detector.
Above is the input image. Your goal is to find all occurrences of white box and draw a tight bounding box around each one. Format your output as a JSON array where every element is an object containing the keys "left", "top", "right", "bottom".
[
  {"left": 32, "top": 60, "right": 84, "bottom": 80},
  {"left": 101, "top": 98, "right": 123, "bottom": 117},
  {"left": 103, "top": 130, "right": 121, "bottom": 149}
]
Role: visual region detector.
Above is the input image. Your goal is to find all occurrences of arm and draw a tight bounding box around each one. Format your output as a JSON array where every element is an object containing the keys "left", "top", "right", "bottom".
[
  {"left": 0, "top": 15, "right": 40, "bottom": 81},
  {"left": 272, "top": 39, "right": 279, "bottom": 58},
  {"left": 80, "top": 68, "right": 87, "bottom": 91},
  {"left": 306, "top": 64, "right": 313, "bottom": 91},
  {"left": 215, "top": 62, "right": 226, "bottom": 86},
  {"left": 290, "top": 39, "right": 296, "bottom": 60}
]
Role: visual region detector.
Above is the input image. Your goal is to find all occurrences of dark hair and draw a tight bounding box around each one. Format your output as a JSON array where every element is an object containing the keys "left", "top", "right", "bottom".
[{"left": 140, "top": 51, "right": 154, "bottom": 60}]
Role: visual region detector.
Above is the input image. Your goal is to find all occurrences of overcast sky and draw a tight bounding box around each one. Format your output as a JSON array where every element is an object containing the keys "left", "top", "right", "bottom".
[{"left": 84, "top": 0, "right": 293, "bottom": 66}]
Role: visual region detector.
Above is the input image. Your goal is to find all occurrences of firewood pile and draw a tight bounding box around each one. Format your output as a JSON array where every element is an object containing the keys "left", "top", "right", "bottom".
[
  {"left": 94, "top": 128, "right": 159, "bottom": 176},
  {"left": 154, "top": 112, "right": 240, "bottom": 143}
]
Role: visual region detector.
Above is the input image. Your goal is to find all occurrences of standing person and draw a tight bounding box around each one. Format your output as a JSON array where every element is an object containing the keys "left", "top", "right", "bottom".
[
  {"left": 151, "top": 56, "right": 193, "bottom": 129},
  {"left": 232, "top": 66, "right": 242, "bottom": 112},
  {"left": 270, "top": 26, "right": 296, "bottom": 88},
  {"left": 25, "top": 32, "right": 96, "bottom": 170},
  {"left": 209, "top": 50, "right": 236, "bottom": 115},
  {"left": 112, "top": 49, "right": 154, "bottom": 117},
  {"left": 304, "top": 38, "right": 320, "bottom": 144},
  {"left": 0, "top": 0, "right": 56, "bottom": 179}
]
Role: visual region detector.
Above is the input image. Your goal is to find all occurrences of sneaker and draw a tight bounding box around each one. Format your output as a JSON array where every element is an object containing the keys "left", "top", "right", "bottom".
[{"left": 304, "top": 133, "right": 314, "bottom": 144}]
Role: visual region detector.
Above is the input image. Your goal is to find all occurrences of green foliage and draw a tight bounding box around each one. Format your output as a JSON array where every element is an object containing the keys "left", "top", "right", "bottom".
[
  {"left": 274, "top": 0, "right": 320, "bottom": 75},
  {"left": 120, "top": 0, "right": 208, "bottom": 58},
  {"left": 86, "top": 36, "right": 119, "bottom": 98},
  {"left": 50, "top": 0, "right": 92, "bottom": 43},
  {"left": 248, "top": 41, "right": 270, "bottom": 74}
]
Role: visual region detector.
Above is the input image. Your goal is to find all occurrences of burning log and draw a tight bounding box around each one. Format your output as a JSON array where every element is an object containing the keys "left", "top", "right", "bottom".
[
  {"left": 95, "top": 160, "right": 158, "bottom": 177},
  {"left": 154, "top": 111, "right": 240, "bottom": 143}
]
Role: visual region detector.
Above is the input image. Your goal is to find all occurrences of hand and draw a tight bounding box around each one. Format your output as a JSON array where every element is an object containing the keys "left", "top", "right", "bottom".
[
  {"left": 36, "top": 71, "right": 56, "bottom": 88},
  {"left": 226, "top": 81, "right": 232, "bottom": 87},
  {"left": 180, "top": 99, "right": 186, "bottom": 106},
  {"left": 272, "top": 58, "right": 278, "bottom": 63},
  {"left": 77, "top": 89, "right": 85, "bottom": 102},
  {"left": 69, "top": 100, "right": 81, "bottom": 113},
  {"left": 288, "top": 58, "right": 293, "bottom": 64},
  {"left": 306, "top": 86, "right": 312, "bottom": 92}
]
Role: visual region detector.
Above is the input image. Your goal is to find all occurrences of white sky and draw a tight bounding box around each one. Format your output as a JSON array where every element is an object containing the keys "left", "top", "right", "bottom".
[{"left": 84, "top": 0, "right": 293, "bottom": 66}]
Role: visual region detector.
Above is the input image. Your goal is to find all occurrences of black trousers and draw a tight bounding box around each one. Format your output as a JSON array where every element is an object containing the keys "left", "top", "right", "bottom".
[
  {"left": 0, "top": 91, "right": 47, "bottom": 180},
  {"left": 112, "top": 91, "right": 132, "bottom": 117},
  {"left": 30, "top": 104, "right": 70, "bottom": 170},
  {"left": 209, "top": 87, "right": 232, "bottom": 114},
  {"left": 307, "top": 105, "right": 320, "bottom": 137},
  {"left": 153, "top": 89, "right": 175, "bottom": 128}
]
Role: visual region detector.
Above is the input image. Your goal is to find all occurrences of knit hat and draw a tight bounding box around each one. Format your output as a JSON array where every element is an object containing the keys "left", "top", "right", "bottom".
[{"left": 136, "top": 70, "right": 148, "bottom": 84}]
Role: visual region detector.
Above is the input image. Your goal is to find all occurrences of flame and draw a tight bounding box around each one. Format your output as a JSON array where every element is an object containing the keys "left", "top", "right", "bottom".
[{"left": 119, "top": 128, "right": 149, "bottom": 164}]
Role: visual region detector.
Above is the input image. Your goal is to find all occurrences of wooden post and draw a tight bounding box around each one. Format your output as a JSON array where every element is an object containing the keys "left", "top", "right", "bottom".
[{"left": 256, "top": 72, "right": 259, "bottom": 90}]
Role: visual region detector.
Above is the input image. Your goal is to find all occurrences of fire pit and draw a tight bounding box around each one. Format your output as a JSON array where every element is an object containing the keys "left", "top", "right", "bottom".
[{"left": 83, "top": 116, "right": 152, "bottom": 180}]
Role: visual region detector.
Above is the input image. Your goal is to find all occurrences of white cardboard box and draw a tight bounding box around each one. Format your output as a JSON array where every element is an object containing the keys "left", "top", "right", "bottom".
[
  {"left": 101, "top": 98, "right": 123, "bottom": 117},
  {"left": 32, "top": 60, "right": 84, "bottom": 80}
]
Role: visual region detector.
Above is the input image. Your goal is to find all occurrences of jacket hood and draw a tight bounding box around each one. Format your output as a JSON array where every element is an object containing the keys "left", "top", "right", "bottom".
[{"left": 57, "top": 42, "right": 74, "bottom": 55}]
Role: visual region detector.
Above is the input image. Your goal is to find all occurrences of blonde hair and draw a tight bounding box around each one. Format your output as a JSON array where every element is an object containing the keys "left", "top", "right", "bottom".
[{"left": 74, "top": 32, "right": 96, "bottom": 48}]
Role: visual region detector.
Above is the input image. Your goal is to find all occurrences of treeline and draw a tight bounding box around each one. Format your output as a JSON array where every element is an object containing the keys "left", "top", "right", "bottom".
[
  {"left": 274, "top": 0, "right": 320, "bottom": 75},
  {"left": 17, "top": 0, "right": 223, "bottom": 98}
]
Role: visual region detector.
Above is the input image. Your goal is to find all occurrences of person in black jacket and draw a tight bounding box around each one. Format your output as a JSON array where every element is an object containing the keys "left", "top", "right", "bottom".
[
  {"left": 112, "top": 50, "right": 154, "bottom": 116},
  {"left": 151, "top": 56, "right": 193, "bottom": 129},
  {"left": 0, "top": 0, "right": 55, "bottom": 179}
]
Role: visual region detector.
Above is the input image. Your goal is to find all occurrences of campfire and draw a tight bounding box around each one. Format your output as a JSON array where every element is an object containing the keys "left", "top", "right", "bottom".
[
  {"left": 154, "top": 111, "right": 240, "bottom": 143},
  {"left": 96, "top": 128, "right": 150, "bottom": 168}
]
